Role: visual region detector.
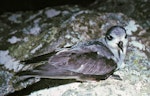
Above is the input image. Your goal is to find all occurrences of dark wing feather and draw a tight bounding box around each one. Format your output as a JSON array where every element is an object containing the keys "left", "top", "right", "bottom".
[
  {"left": 17, "top": 64, "right": 80, "bottom": 79},
  {"left": 45, "top": 41, "right": 116, "bottom": 75},
  {"left": 49, "top": 49, "right": 116, "bottom": 75},
  {"left": 20, "top": 51, "right": 56, "bottom": 64},
  {"left": 17, "top": 41, "right": 117, "bottom": 80}
]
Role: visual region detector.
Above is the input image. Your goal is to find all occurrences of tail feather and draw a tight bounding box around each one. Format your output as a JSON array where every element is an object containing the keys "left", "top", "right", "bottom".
[
  {"left": 21, "top": 51, "right": 56, "bottom": 64},
  {"left": 16, "top": 64, "right": 80, "bottom": 79}
]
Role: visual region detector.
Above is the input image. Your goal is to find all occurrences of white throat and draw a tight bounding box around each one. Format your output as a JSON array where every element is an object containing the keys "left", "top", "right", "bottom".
[
  {"left": 109, "top": 46, "right": 126, "bottom": 69},
  {"left": 102, "top": 38, "right": 126, "bottom": 69}
]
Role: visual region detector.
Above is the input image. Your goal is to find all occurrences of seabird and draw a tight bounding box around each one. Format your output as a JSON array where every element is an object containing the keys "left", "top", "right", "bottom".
[{"left": 17, "top": 26, "right": 128, "bottom": 81}]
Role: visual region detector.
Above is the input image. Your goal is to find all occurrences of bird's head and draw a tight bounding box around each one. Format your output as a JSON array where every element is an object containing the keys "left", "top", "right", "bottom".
[{"left": 105, "top": 26, "right": 128, "bottom": 54}]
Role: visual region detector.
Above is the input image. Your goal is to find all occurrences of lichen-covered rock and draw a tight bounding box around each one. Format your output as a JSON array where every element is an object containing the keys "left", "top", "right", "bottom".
[
  {"left": 0, "top": 69, "right": 14, "bottom": 95},
  {"left": 0, "top": 4, "right": 149, "bottom": 96}
]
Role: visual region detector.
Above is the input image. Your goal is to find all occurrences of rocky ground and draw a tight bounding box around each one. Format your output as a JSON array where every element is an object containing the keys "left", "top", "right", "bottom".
[{"left": 0, "top": 0, "right": 149, "bottom": 96}]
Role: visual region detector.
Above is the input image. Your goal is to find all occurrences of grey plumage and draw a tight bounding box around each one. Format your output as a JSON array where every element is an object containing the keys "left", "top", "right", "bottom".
[{"left": 17, "top": 26, "right": 128, "bottom": 81}]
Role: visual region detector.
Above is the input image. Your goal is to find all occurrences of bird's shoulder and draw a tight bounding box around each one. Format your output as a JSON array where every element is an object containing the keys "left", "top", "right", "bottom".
[
  {"left": 48, "top": 39, "right": 117, "bottom": 75},
  {"left": 70, "top": 38, "right": 114, "bottom": 58},
  {"left": 49, "top": 48, "right": 117, "bottom": 75}
]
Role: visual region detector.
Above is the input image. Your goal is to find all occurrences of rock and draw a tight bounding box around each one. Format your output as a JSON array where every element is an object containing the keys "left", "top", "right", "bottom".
[{"left": 0, "top": 4, "right": 149, "bottom": 96}]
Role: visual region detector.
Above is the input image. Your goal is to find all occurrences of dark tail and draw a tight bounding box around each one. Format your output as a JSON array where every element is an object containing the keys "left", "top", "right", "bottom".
[{"left": 21, "top": 51, "right": 56, "bottom": 64}]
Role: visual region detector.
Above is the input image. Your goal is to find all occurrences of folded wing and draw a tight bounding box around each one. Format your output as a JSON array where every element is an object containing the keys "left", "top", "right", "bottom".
[{"left": 17, "top": 41, "right": 117, "bottom": 80}]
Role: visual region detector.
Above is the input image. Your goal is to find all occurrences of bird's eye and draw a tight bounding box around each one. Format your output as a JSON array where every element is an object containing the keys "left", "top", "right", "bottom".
[
  {"left": 125, "top": 34, "right": 127, "bottom": 39},
  {"left": 106, "top": 35, "right": 113, "bottom": 40}
]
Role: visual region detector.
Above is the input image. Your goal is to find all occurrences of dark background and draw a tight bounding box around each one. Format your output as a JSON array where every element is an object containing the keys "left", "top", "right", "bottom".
[{"left": 0, "top": 0, "right": 96, "bottom": 14}]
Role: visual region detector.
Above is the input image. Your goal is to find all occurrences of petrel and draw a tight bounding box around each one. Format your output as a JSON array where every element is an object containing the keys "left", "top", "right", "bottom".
[{"left": 17, "top": 26, "right": 128, "bottom": 81}]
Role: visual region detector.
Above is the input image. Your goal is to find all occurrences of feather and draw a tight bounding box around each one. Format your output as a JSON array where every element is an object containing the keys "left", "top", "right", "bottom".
[{"left": 17, "top": 40, "right": 117, "bottom": 81}]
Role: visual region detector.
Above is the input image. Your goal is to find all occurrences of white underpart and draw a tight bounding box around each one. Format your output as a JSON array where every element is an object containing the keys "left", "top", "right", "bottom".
[
  {"left": 102, "top": 38, "right": 126, "bottom": 70},
  {"left": 110, "top": 48, "right": 125, "bottom": 70}
]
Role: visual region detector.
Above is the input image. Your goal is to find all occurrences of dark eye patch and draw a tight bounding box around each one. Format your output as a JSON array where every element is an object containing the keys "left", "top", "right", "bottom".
[{"left": 106, "top": 35, "right": 113, "bottom": 40}]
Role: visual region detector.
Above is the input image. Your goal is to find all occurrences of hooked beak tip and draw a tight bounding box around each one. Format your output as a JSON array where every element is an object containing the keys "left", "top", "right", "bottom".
[
  {"left": 118, "top": 41, "right": 123, "bottom": 52},
  {"left": 120, "top": 47, "right": 123, "bottom": 52}
]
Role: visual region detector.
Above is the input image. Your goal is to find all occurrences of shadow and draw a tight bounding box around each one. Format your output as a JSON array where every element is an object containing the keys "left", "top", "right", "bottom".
[
  {"left": 0, "top": 0, "right": 95, "bottom": 14},
  {"left": 5, "top": 78, "right": 77, "bottom": 96}
]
